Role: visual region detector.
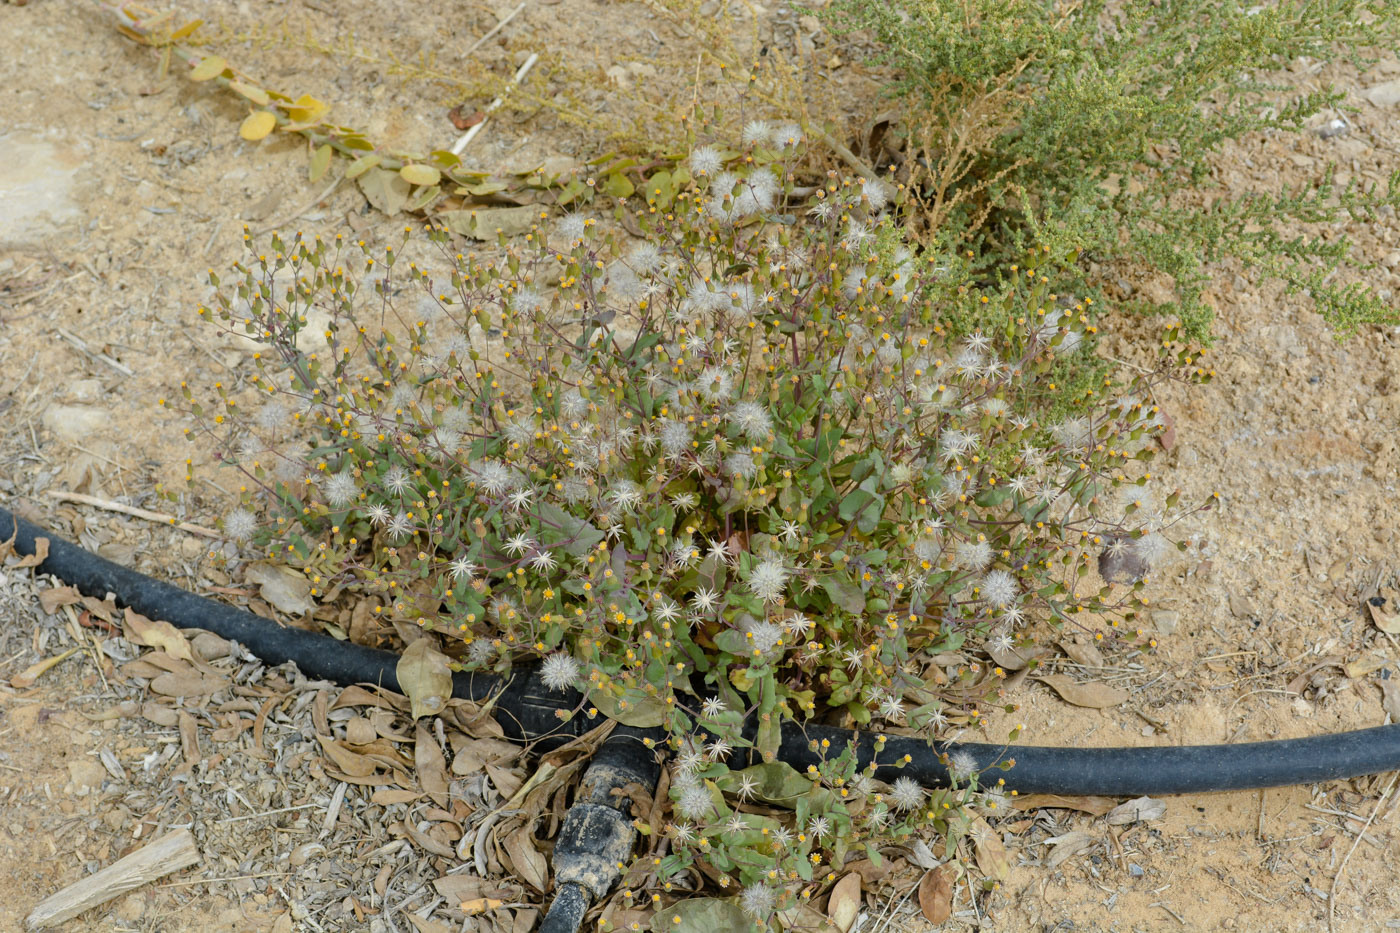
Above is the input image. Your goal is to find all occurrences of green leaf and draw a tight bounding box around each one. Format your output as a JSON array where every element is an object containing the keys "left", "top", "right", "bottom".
[
  {"left": 536, "top": 502, "right": 605, "bottom": 557},
  {"left": 602, "top": 172, "right": 635, "bottom": 198},
  {"left": 823, "top": 578, "right": 865, "bottom": 614},
  {"left": 400, "top": 163, "right": 441, "bottom": 187},
  {"left": 650, "top": 898, "right": 756, "bottom": 933},
  {"left": 308, "top": 143, "right": 333, "bottom": 182},
  {"left": 345, "top": 153, "right": 383, "bottom": 179},
  {"left": 589, "top": 690, "right": 665, "bottom": 727}
]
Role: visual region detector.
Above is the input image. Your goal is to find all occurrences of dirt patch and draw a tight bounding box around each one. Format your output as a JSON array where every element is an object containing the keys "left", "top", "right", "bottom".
[{"left": 2, "top": 1, "right": 1400, "bottom": 931}]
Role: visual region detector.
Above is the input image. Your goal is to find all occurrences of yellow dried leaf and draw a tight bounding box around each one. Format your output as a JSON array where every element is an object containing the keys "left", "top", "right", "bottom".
[
  {"left": 10, "top": 647, "right": 80, "bottom": 689},
  {"left": 189, "top": 55, "right": 227, "bottom": 82},
  {"left": 169, "top": 19, "right": 204, "bottom": 40},
  {"left": 240, "top": 111, "right": 278, "bottom": 142},
  {"left": 460, "top": 898, "right": 505, "bottom": 916},
  {"left": 399, "top": 164, "right": 441, "bottom": 187}
]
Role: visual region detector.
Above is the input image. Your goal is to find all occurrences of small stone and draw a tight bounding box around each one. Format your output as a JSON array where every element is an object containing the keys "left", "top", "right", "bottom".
[
  {"left": 1128, "top": 863, "right": 1145, "bottom": 877},
  {"left": 1151, "top": 610, "right": 1180, "bottom": 636},
  {"left": 42, "top": 404, "right": 106, "bottom": 443},
  {"left": 67, "top": 759, "right": 107, "bottom": 794},
  {"left": 1228, "top": 594, "right": 1255, "bottom": 619},
  {"left": 1316, "top": 117, "right": 1350, "bottom": 139},
  {"left": 1362, "top": 78, "right": 1400, "bottom": 107}
]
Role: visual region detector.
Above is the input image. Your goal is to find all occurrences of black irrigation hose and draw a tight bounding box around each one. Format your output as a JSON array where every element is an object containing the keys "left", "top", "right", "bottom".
[
  {"left": 8, "top": 504, "right": 1400, "bottom": 794},
  {"left": 8, "top": 505, "right": 1400, "bottom": 928}
]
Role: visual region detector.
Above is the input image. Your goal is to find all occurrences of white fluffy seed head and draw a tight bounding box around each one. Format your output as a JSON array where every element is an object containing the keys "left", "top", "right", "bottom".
[
  {"left": 223, "top": 508, "right": 256, "bottom": 542},
  {"left": 956, "top": 539, "right": 993, "bottom": 571},
  {"left": 949, "top": 750, "right": 979, "bottom": 781},
  {"left": 540, "top": 653, "right": 581, "bottom": 692},
  {"left": 741, "top": 883, "right": 776, "bottom": 918},
  {"left": 889, "top": 776, "right": 924, "bottom": 812},
  {"left": 980, "top": 570, "right": 1018, "bottom": 608},
  {"left": 747, "top": 560, "right": 789, "bottom": 602},
  {"left": 322, "top": 472, "right": 357, "bottom": 507}
]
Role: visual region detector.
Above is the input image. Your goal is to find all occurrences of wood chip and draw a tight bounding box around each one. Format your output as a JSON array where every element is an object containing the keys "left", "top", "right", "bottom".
[{"left": 25, "top": 829, "right": 200, "bottom": 929}]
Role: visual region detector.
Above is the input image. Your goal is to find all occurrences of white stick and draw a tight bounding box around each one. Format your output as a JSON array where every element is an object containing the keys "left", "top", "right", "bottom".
[
  {"left": 467, "top": 1, "right": 526, "bottom": 55},
  {"left": 449, "top": 52, "right": 539, "bottom": 157},
  {"left": 25, "top": 829, "right": 201, "bottom": 929},
  {"left": 45, "top": 490, "right": 221, "bottom": 539}
]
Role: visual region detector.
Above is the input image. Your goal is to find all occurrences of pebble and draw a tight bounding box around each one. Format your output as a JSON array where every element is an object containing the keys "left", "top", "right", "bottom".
[
  {"left": 42, "top": 404, "right": 106, "bottom": 443},
  {"left": 1151, "top": 610, "right": 1180, "bottom": 635}
]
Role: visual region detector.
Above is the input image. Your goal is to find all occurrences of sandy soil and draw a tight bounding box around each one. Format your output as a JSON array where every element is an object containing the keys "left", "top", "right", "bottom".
[{"left": 2, "top": 1, "right": 1400, "bottom": 931}]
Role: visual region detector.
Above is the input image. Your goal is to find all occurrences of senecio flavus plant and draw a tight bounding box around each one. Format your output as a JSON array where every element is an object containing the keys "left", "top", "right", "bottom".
[{"left": 172, "top": 124, "right": 1212, "bottom": 919}]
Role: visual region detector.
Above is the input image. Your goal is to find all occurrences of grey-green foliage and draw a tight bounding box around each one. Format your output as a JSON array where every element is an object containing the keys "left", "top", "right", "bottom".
[{"left": 822, "top": 0, "right": 1400, "bottom": 339}]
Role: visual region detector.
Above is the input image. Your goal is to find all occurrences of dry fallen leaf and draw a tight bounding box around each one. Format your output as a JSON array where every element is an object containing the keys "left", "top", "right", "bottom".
[
  {"left": 123, "top": 608, "right": 195, "bottom": 662},
  {"left": 972, "top": 816, "right": 1011, "bottom": 882},
  {"left": 1379, "top": 675, "right": 1400, "bottom": 723},
  {"left": 1012, "top": 794, "right": 1117, "bottom": 816},
  {"left": 1368, "top": 603, "right": 1400, "bottom": 635},
  {"left": 1043, "top": 830, "right": 1096, "bottom": 869},
  {"left": 1059, "top": 636, "right": 1105, "bottom": 669},
  {"left": 397, "top": 638, "right": 453, "bottom": 720},
  {"left": 503, "top": 827, "right": 549, "bottom": 892},
  {"left": 9, "top": 647, "right": 80, "bottom": 688},
  {"left": 1037, "top": 673, "right": 1128, "bottom": 709},
  {"left": 414, "top": 722, "right": 450, "bottom": 807},
  {"left": 1106, "top": 796, "right": 1167, "bottom": 825},
  {"left": 917, "top": 865, "right": 952, "bottom": 924},
  {"left": 826, "top": 872, "right": 861, "bottom": 933},
  {"left": 243, "top": 561, "right": 317, "bottom": 617}
]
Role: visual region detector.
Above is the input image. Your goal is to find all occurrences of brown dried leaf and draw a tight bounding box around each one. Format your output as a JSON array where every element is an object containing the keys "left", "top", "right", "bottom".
[
  {"left": 986, "top": 636, "right": 1042, "bottom": 672},
  {"left": 1369, "top": 603, "right": 1400, "bottom": 635},
  {"left": 38, "top": 585, "right": 83, "bottom": 614},
  {"left": 124, "top": 608, "right": 195, "bottom": 662},
  {"left": 1043, "top": 830, "right": 1095, "bottom": 869},
  {"left": 917, "top": 865, "right": 952, "bottom": 925},
  {"left": 972, "top": 816, "right": 1011, "bottom": 882},
  {"left": 503, "top": 827, "right": 549, "bottom": 892},
  {"left": 372, "top": 788, "right": 423, "bottom": 806},
  {"left": 1380, "top": 676, "right": 1400, "bottom": 723},
  {"left": 826, "top": 872, "right": 861, "bottom": 933},
  {"left": 317, "top": 735, "right": 380, "bottom": 777},
  {"left": 486, "top": 762, "right": 523, "bottom": 801},
  {"left": 447, "top": 105, "right": 485, "bottom": 130},
  {"left": 149, "top": 670, "right": 229, "bottom": 697},
  {"left": 406, "top": 914, "right": 454, "bottom": 933},
  {"left": 1059, "top": 636, "right": 1105, "bottom": 669},
  {"left": 1011, "top": 794, "right": 1117, "bottom": 816},
  {"left": 415, "top": 723, "right": 450, "bottom": 807},
  {"left": 1037, "top": 673, "right": 1128, "bottom": 709},
  {"left": 243, "top": 561, "right": 316, "bottom": 617},
  {"left": 1106, "top": 796, "right": 1167, "bottom": 825},
  {"left": 6, "top": 534, "right": 49, "bottom": 568},
  {"left": 397, "top": 638, "right": 453, "bottom": 720}
]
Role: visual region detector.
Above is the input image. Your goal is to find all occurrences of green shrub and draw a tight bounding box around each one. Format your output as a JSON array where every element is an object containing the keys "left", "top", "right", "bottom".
[
  {"left": 175, "top": 127, "right": 1210, "bottom": 920},
  {"left": 821, "top": 0, "right": 1400, "bottom": 339}
]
